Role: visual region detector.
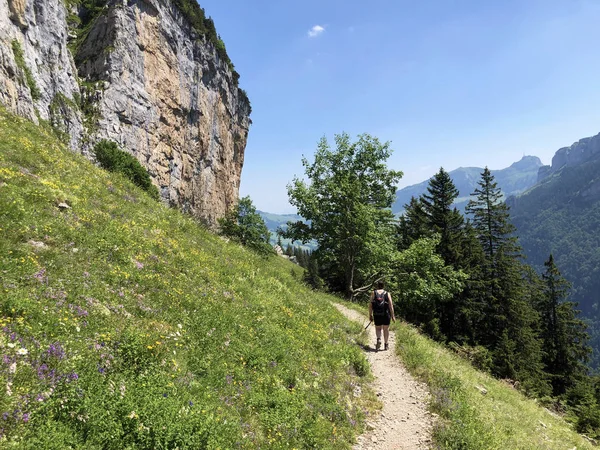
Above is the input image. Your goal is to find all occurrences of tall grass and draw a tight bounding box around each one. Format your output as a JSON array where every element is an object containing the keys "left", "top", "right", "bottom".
[
  {"left": 394, "top": 321, "right": 595, "bottom": 449},
  {"left": 0, "top": 107, "right": 371, "bottom": 448}
]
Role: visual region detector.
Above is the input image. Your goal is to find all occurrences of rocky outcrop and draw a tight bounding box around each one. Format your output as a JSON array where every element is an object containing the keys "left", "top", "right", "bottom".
[
  {"left": 0, "top": 0, "right": 250, "bottom": 226},
  {"left": 538, "top": 133, "right": 600, "bottom": 181}
]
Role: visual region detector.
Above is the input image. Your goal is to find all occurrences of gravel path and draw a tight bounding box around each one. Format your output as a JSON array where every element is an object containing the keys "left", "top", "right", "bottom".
[{"left": 334, "top": 303, "right": 434, "bottom": 450}]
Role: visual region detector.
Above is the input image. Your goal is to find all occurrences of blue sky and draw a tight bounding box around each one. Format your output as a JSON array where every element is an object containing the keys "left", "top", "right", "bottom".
[{"left": 200, "top": 0, "right": 600, "bottom": 213}]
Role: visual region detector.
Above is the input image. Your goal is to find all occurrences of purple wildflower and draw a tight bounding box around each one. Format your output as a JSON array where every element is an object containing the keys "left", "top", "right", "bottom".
[
  {"left": 69, "top": 372, "right": 79, "bottom": 381},
  {"left": 46, "top": 343, "right": 65, "bottom": 360},
  {"left": 33, "top": 268, "right": 46, "bottom": 283},
  {"left": 37, "top": 364, "right": 49, "bottom": 380},
  {"left": 22, "top": 413, "right": 29, "bottom": 423}
]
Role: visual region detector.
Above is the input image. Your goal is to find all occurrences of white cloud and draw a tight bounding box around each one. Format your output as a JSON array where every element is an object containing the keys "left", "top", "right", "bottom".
[{"left": 308, "top": 25, "right": 325, "bottom": 38}]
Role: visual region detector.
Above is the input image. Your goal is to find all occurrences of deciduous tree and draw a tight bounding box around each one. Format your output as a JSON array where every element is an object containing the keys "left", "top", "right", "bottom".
[{"left": 284, "top": 133, "right": 403, "bottom": 299}]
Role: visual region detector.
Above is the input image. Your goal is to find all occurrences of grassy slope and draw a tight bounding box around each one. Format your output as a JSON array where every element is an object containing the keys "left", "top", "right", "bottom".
[
  {"left": 394, "top": 320, "right": 595, "bottom": 450},
  {"left": 0, "top": 108, "right": 373, "bottom": 449}
]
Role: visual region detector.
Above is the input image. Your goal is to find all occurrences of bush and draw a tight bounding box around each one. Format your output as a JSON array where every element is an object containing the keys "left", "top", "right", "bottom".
[{"left": 93, "top": 140, "right": 159, "bottom": 200}]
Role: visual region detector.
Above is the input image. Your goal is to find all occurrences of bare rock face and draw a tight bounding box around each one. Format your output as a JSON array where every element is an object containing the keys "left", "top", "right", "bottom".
[
  {"left": 0, "top": 0, "right": 250, "bottom": 227},
  {"left": 0, "top": 0, "right": 84, "bottom": 147},
  {"left": 549, "top": 134, "right": 600, "bottom": 175},
  {"left": 76, "top": 0, "right": 250, "bottom": 226}
]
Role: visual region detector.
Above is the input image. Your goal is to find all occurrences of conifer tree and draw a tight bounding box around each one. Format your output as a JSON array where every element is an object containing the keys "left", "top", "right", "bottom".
[
  {"left": 397, "top": 196, "right": 430, "bottom": 250},
  {"left": 421, "top": 168, "right": 464, "bottom": 268},
  {"left": 466, "top": 168, "right": 547, "bottom": 393},
  {"left": 537, "top": 255, "right": 591, "bottom": 396}
]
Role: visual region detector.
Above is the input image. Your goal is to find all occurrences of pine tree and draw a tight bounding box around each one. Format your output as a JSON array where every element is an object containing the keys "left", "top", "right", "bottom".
[
  {"left": 537, "top": 255, "right": 591, "bottom": 396},
  {"left": 397, "top": 196, "right": 430, "bottom": 250},
  {"left": 421, "top": 168, "right": 464, "bottom": 268},
  {"left": 304, "top": 255, "right": 324, "bottom": 290},
  {"left": 466, "top": 168, "right": 547, "bottom": 393}
]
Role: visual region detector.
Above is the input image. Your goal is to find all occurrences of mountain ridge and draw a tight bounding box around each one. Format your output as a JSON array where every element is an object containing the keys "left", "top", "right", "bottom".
[{"left": 392, "top": 155, "right": 543, "bottom": 213}]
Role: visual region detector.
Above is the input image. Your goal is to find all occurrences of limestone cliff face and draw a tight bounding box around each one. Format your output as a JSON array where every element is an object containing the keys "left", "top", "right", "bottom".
[
  {"left": 0, "top": 0, "right": 250, "bottom": 226},
  {"left": 538, "top": 132, "right": 600, "bottom": 182},
  {"left": 0, "top": 0, "right": 84, "bottom": 146}
]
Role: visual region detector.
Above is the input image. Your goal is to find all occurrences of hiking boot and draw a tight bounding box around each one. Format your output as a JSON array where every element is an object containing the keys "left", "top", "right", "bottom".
[
  {"left": 376, "top": 339, "right": 381, "bottom": 351},
  {"left": 384, "top": 343, "right": 389, "bottom": 351}
]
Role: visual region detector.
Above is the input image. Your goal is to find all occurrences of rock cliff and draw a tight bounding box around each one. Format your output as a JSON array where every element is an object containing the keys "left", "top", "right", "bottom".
[
  {"left": 537, "top": 132, "right": 600, "bottom": 182},
  {"left": 0, "top": 0, "right": 250, "bottom": 226}
]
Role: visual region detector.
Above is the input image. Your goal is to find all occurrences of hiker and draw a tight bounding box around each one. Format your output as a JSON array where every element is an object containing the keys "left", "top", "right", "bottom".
[{"left": 368, "top": 281, "right": 395, "bottom": 351}]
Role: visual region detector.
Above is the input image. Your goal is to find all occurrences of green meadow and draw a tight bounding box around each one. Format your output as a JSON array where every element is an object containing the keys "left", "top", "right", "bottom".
[{"left": 0, "top": 108, "right": 374, "bottom": 449}]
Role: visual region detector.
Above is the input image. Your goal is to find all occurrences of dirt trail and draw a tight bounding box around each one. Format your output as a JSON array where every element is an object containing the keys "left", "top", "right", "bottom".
[{"left": 334, "top": 303, "right": 434, "bottom": 450}]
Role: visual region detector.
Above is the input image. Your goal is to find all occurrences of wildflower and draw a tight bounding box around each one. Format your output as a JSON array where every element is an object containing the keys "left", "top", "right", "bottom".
[
  {"left": 135, "top": 260, "right": 144, "bottom": 269},
  {"left": 7, "top": 343, "right": 15, "bottom": 349},
  {"left": 17, "top": 348, "right": 28, "bottom": 356},
  {"left": 177, "top": 324, "right": 183, "bottom": 329},
  {"left": 69, "top": 372, "right": 79, "bottom": 381},
  {"left": 8, "top": 362, "right": 16, "bottom": 374},
  {"left": 22, "top": 413, "right": 29, "bottom": 423},
  {"left": 33, "top": 268, "right": 46, "bottom": 283}
]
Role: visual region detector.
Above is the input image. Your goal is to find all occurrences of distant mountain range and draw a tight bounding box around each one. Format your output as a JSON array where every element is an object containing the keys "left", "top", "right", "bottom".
[
  {"left": 257, "top": 211, "right": 316, "bottom": 250},
  {"left": 392, "top": 155, "right": 544, "bottom": 214}
]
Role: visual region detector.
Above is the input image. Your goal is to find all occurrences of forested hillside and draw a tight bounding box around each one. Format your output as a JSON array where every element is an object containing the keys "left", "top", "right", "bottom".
[{"left": 509, "top": 154, "right": 600, "bottom": 369}]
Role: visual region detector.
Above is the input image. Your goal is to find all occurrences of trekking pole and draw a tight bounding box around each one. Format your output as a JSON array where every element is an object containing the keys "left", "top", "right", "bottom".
[{"left": 364, "top": 320, "right": 372, "bottom": 330}]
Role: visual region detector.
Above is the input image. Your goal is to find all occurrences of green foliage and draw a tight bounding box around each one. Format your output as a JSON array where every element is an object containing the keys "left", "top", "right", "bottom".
[
  {"left": 0, "top": 107, "right": 371, "bottom": 448},
  {"left": 218, "top": 196, "right": 273, "bottom": 256},
  {"left": 392, "top": 236, "right": 467, "bottom": 339},
  {"left": 93, "top": 140, "right": 159, "bottom": 200},
  {"left": 285, "top": 133, "right": 403, "bottom": 299},
  {"left": 11, "top": 40, "right": 41, "bottom": 101}
]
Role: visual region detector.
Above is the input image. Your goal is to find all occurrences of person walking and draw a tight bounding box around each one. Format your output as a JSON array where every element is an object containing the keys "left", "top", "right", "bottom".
[{"left": 368, "top": 281, "right": 395, "bottom": 351}]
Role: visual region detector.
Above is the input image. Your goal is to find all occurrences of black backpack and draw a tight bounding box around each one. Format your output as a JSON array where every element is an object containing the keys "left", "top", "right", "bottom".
[{"left": 372, "top": 290, "right": 389, "bottom": 317}]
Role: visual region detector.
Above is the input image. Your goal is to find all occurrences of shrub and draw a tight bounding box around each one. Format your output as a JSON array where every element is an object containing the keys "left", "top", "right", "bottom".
[{"left": 93, "top": 140, "right": 159, "bottom": 200}]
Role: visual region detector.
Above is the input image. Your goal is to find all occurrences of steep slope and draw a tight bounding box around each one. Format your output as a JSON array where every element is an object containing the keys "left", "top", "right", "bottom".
[
  {"left": 0, "top": 0, "right": 250, "bottom": 226},
  {"left": 509, "top": 135, "right": 600, "bottom": 368},
  {"left": 0, "top": 108, "right": 369, "bottom": 448},
  {"left": 392, "top": 156, "right": 543, "bottom": 214}
]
